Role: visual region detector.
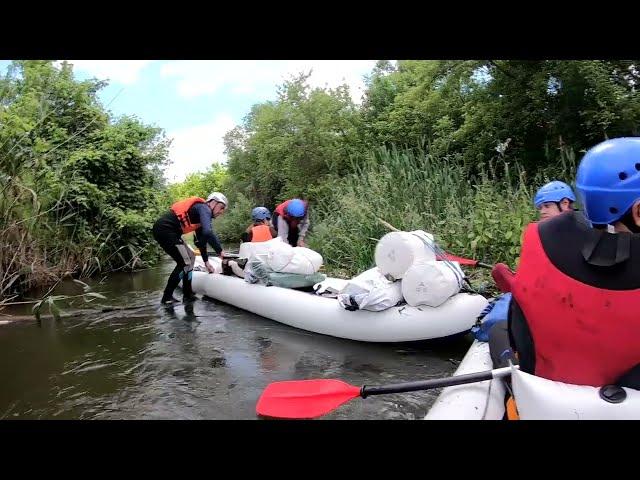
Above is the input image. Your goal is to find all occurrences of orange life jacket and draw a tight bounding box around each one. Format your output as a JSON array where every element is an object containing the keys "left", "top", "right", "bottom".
[
  {"left": 170, "top": 196, "right": 206, "bottom": 234},
  {"left": 251, "top": 224, "right": 273, "bottom": 242}
]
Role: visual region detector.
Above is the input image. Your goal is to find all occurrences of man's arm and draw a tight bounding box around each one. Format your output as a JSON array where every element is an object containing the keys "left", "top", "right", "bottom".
[
  {"left": 297, "top": 214, "right": 310, "bottom": 240},
  {"left": 276, "top": 215, "right": 289, "bottom": 241},
  {"left": 296, "top": 214, "right": 310, "bottom": 246},
  {"left": 193, "top": 203, "right": 223, "bottom": 257}
]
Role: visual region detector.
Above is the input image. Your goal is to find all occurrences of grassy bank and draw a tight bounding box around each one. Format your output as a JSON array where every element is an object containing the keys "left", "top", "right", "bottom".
[{"left": 306, "top": 145, "right": 577, "bottom": 278}]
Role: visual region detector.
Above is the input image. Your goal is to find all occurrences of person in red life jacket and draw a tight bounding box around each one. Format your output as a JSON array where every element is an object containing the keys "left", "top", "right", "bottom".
[
  {"left": 272, "top": 198, "right": 310, "bottom": 247},
  {"left": 533, "top": 180, "right": 576, "bottom": 221},
  {"left": 485, "top": 182, "right": 577, "bottom": 383},
  {"left": 490, "top": 181, "right": 578, "bottom": 295},
  {"left": 152, "top": 192, "right": 228, "bottom": 305},
  {"left": 241, "top": 207, "right": 276, "bottom": 243},
  {"left": 507, "top": 138, "right": 640, "bottom": 392}
]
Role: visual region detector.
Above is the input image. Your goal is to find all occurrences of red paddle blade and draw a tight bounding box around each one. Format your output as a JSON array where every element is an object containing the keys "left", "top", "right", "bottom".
[
  {"left": 491, "top": 263, "right": 515, "bottom": 293},
  {"left": 256, "top": 379, "right": 361, "bottom": 419},
  {"left": 437, "top": 253, "right": 479, "bottom": 266}
]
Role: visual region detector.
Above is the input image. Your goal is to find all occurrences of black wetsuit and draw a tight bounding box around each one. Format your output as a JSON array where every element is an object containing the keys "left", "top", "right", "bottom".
[{"left": 152, "top": 203, "right": 222, "bottom": 302}]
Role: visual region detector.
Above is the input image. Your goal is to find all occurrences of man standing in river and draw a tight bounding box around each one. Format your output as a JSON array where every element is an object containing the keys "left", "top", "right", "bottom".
[{"left": 152, "top": 192, "right": 228, "bottom": 305}]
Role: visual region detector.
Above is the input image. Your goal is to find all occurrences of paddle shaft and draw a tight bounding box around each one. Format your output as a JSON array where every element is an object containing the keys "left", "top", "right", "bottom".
[{"left": 360, "top": 366, "right": 513, "bottom": 398}]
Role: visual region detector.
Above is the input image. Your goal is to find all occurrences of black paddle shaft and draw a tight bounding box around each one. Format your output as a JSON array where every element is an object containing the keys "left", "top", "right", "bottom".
[{"left": 360, "top": 369, "right": 496, "bottom": 398}]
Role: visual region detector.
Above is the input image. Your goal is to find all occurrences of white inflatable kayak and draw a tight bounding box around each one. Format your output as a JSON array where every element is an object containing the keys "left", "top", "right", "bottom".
[
  {"left": 189, "top": 258, "right": 488, "bottom": 343},
  {"left": 426, "top": 339, "right": 640, "bottom": 420}
]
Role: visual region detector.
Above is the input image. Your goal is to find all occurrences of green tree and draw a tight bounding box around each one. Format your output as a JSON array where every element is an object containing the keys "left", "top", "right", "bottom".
[
  {"left": 166, "top": 164, "right": 228, "bottom": 203},
  {"left": 1, "top": 60, "right": 170, "bottom": 300},
  {"left": 224, "top": 72, "right": 366, "bottom": 208}
]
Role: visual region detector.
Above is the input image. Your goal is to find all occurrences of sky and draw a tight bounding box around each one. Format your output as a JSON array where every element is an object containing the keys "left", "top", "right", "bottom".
[{"left": 0, "top": 60, "right": 378, "bottom": 182}]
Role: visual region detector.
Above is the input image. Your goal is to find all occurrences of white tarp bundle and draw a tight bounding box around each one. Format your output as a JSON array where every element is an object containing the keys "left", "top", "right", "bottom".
[
  {"left": 238, "top": 237, "right": 323, "bottom": 279},
  {"left": 374, "top": 230, "right": 436, "bottom": 280},
  {"left": 401, "top": 260, "right": 464, "bottom": 307},
  {"left": 263, "top": 240, "right": 323, "bottom": 275},
  {"left": 337, "top": 267, "right": 403, "bottom": 312},
  {"left": 238, "top": 238, "right": 281, "bottom": 262}
]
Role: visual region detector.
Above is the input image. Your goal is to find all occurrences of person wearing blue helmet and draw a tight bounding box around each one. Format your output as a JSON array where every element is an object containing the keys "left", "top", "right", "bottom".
[
  {"left": 533, "top": 180, "right": 576, "bottom": 221},
  {"left": 504, "top": 137, "right": 640, "bottom": 412},
  {"left": 576, "top": 138, "right": 640, "bottom": 233},
  {"left": 241, "top": 206, "right": 276, "bottom": 243},
  {"left": 480, "top": 183, "right": 575, "bottom": 354},
  {"left": 273, "top": 198, "right": 310, "bottom": 247}
]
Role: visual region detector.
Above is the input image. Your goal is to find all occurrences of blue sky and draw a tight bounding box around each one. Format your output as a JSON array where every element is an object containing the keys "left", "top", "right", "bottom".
[{"left": 0, "top": 60, "right": 378, "bottom": 182}]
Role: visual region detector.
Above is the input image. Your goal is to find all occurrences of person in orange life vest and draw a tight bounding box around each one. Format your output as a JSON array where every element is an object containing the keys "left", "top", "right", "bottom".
[
  {"left": 272, "top": 198, "right": 309, "bottom": 247},
  {"left": 152, "top": 192, "right": 228, "bottom": 305},
  {"left": 241, "top": 207, "right": 276, "bottom": 243},
  {"left": 507, "top": 138, "right": 640, "bottom": 390}
]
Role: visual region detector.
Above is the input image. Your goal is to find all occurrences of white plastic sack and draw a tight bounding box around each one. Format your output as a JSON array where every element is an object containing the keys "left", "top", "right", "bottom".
[
  {"left": 375, "top": 230, "right": 436, "bottom": 280},
  {"left": 337, "top": 267, "right": 403, "bottom": 312},
  {"left": 402, "top": 260, "right": 464, "bottom": 307},
  {"left": 239, "top": 238, "right": 323, "bottom": 275},
  {"left": 267, "top": 246, "right": 323, "bottom": 275},
  {"left": 264, "top": 239, "right": 296, "bottom": 272},
  {"left": 282, "top": 247, "right": 323, "bottom": 274},
  {"left": 240, "top": 238, "right": 292, "bottom": 281},
  {"left": 239, "top": 237, "right": 287, "bottom": 262}
]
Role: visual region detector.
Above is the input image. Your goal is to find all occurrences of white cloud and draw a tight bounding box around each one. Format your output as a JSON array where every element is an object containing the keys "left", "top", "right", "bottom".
[
  {"left": 164, "top": 115, "right": 237, "bottom": 183},
  {"left": 60, "top": 60, "right": 154, "bottom": 84},
  {"left": 287, "top": 60, "right": 376, "bottom": 101},
  {"left": 160, "top": 60, "right": 377, "bottom": 103}
]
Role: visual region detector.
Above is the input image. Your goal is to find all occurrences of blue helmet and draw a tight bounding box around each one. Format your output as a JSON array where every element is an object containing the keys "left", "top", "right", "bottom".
[
  {"left": 251, "top": 206, "right": 271, "bottom": 222},
  {"left": 576, "top": 137, "right": 640, "bottom": 225},
  {"left": 286, "top": 198, "right": 306, "bottom": 218},
  {"left": 533, "top": 181, "right": 576, "bottom": 208}
]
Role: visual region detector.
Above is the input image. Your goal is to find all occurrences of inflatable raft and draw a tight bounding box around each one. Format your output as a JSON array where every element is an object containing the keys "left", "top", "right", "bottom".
[
  {"left": 189, "top": 257, "right": 488, "bottom": 343},
  {"left": 426, "top": 340, "right": 640, "bottom": 420}
]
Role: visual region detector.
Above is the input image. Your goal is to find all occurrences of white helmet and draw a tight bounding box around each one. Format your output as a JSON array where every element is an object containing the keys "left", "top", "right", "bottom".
[{"left": 206, "top": 192, "right": 228, "bottom": 207}]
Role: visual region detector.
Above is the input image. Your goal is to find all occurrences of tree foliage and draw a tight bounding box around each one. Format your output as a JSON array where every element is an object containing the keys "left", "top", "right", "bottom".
[{"left": 1, "top": 60, "right": 170, "bottom": 300}]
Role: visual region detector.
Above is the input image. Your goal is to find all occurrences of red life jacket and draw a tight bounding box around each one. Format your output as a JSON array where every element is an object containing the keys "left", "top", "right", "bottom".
[
  {"left": 274, "top": 199, "right": 308, "bottom": 230},
  {"left": 170, "top": 196, "right": 206, "bottom": 234},
  {"left": 512, "top": 222, "right": 640, "bottom": 386},
  {"left": 250, "top": 224, "right": 273, "bottom": 242}
]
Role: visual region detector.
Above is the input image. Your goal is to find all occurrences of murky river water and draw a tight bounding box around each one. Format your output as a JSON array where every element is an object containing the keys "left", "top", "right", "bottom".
[{"left": 0, "top": 261, "right": 473, "bottom": 420}]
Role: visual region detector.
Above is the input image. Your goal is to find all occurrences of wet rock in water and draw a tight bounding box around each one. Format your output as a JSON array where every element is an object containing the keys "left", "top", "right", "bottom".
[
  {"left": 210, "top": 357, "right": 227, "bottom": 368},
  {"left": 256, "top": 336, "right": 272, "bottom": 350}
]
